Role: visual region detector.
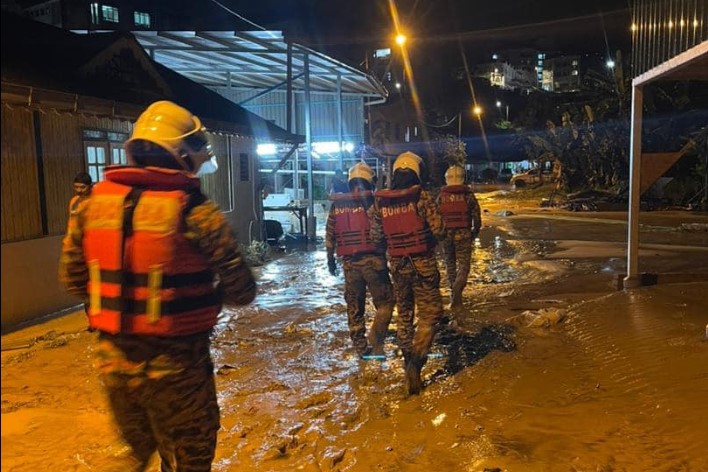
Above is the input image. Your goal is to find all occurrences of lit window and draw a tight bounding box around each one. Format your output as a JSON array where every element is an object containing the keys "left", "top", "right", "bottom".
[
  {"left": 90, "top": 3, "right": 100, "bottom": 24},
  {"left": 111, "top": 147, "right": 127, "bottom": 165},
  {"left": 134, "top": 11, "right": 150, "bottom": 27},
  {"left": 101, "top": 5, "right": 119, "bottom": 23}
]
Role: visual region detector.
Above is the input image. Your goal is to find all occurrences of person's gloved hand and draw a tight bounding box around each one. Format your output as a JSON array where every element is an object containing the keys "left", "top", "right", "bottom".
[{"left": 327, "top": 254, "right": 338, "bottom": 276}]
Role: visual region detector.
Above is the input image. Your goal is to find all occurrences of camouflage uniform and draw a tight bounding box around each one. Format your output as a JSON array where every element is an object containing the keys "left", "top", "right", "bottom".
[
  {"left": 325, "top": 199, "right": 394, "bottom": 356},
  {"left": 369, "top": 189, "right": 446, "bottom": 361},
  {"left": 60, "top": 191, "right": 256, "bottom": 472},
  {"left": 440, "top": 189, "right": 481, "bottom": 307}
]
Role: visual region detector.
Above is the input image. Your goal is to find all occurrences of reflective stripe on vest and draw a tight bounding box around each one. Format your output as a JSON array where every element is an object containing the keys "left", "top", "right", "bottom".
[
  {"left": 83, "top": 168, "right": 220, "bottom": 336},
  {"left": 330, "top": 191, "right": 379, "bottom": 257},
  {"left": 439, "top": 185, "right": 472, "bottom": 229},
  {"left": 375, "top": 186, "right": 432, "bottom": 257}
]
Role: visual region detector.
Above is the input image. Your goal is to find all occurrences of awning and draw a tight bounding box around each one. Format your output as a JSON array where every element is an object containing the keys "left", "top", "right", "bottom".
[{"left": 130, "top": 30, "right": 388, "bottom": 99}]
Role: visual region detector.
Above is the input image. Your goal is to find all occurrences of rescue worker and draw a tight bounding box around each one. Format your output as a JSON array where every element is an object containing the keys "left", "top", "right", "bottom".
[
  {"left": 370, "top": 151, "right": 447, "bottom": 395},
  {"left": 59, "top": 100, "right": 256, "bottom": 472},
  {"left": 438, "top": 164, "right": 482, "bottom": 309},
  {"left": 326, "top": 162, "right": 395, "bottom": 359}
]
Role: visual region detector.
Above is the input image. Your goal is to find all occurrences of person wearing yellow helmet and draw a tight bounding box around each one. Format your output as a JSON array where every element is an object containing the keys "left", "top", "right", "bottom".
[
  {"left": 326, "top": 161, "right": 395, "bottom": 359},
  {"left": 439, "top": 164, "right": 482, "bottom": 310},
  {"left": 125, "top": 100, "right": 218, "bottom": 175},
  {"left": 369, "top": 151, "right": 447, "bottom": 395},
  {"left": 59, "top": 100, "right": 255, "bottom": 471}
]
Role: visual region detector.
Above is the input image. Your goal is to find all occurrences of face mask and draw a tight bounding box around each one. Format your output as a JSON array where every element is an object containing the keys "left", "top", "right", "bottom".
[
  {"left": 198, "top": 155, "right": 218, "bottom": 175},
  {"left": 194, "top": 143, "right": 218, "bottom": 175}
]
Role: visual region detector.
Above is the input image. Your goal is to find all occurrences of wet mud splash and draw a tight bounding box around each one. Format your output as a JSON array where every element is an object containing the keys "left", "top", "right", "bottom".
[{"left": 3, "top": 199, "right": 708, "bottom": 471}]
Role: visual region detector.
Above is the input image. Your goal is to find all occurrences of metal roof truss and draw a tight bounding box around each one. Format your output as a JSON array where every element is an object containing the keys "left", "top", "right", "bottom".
[{"left": 133, "top": 30, "right": 387, "bottom": 98}]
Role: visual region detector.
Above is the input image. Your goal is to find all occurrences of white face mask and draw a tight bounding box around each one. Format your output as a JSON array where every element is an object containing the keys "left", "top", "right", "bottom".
[
  {"left": 193, "top": 143, "right": 218, "bottom": 175},
  {"left": 198, "top": 155, "right": 218, "bottom": 175}
]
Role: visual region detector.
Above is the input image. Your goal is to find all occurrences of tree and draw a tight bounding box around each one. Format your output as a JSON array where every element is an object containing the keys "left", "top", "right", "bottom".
[{"left": 426, "top": 134, "right": 467, "bottom": 188}]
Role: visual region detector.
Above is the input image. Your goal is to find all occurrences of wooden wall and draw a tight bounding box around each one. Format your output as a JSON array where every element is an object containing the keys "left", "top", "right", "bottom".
[
  {"left": 200, "top": 133, "right": 233, "bottom": 212},
  {"left": 41, "top": 113, "right": 133, "bottom": 235},
  {"left": 1, "top": 109, "right": 133, "bottom": 242},
  {"left": 1, "top": 106, "right": 42, "bottom": 242}
]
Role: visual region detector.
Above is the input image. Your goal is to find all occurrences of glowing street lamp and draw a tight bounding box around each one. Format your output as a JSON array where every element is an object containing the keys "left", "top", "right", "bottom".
[
  {"left": 473, "top": 105, "right": 483, "bottom": 116},
  {"left": 606, "top": 59, "right": 616, "bottom": 69},
  {"left": 395, "top": 34, "right": 407, "bottom": 46}
]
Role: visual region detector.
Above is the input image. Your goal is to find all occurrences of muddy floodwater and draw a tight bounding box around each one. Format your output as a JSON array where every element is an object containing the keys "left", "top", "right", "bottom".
[{"left": 2, "top": 191, "right": 708, "bottom": 471}]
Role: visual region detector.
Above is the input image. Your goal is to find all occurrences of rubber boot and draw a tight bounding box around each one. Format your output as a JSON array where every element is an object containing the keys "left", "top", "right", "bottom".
[
  {"left": 404, "top": 352, "right": 424, "bottom": 395},
  {"left": 450, "top": 289, "right": 462, "bottom": 309}
]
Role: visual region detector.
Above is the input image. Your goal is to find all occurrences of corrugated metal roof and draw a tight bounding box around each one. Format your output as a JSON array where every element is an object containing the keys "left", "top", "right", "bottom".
[
  {"left": 129, "top": 30, "right": 388, "bottom": 99},
  {"left": 1, "top": 14, "right": 301, "bottom": 143}
]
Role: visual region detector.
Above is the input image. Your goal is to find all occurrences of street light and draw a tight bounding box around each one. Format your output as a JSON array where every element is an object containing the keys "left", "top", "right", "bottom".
[
  {"left": 473, "top": 105, "right": 483, "bottom": 116},
  {"left": 395, "top": 34, "right": 407, "bottom": 46},
  {"left": 606, "top": 59, "right": 616, "bottom": 69}
]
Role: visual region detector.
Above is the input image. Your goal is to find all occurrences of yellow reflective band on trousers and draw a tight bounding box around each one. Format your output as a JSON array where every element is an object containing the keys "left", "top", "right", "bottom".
[
  {"left": 88, "top": 260, "right": 102, "bottom": 315},
  {"left": 147, "top": 265, "right": 163, "bottom": 323}
]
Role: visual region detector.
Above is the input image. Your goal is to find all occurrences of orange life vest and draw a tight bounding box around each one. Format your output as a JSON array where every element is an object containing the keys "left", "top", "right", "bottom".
[
  {"left": 439, "top": 185, "right": 472, "bottom": 229},
  {"left": 329, "top": 191, "right": 380, "bottom": 257},
  {"left": 375, "top": 185, "right": 433, "bottom": 257},
  {"left": 83, "top": 166, "right": 220, "bottom": 336}
]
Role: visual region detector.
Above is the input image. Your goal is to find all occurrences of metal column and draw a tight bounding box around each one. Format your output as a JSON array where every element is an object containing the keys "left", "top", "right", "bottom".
[
  {"left": 304, "top": 52, "right": 315, "bottom": 240},
  {"left": 336, "top": 73, "right": 344, "bottom": 170},
  {"left": 624, "top": 83, "right": 644, "bottom": 289},
  {"left": 286, "top": 40, "right": 293, "bottom": 134}
]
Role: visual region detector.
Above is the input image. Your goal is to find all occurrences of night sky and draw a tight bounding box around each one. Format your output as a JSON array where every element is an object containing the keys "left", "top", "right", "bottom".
[{"left": 222, "top": 0, "right": 632, "bottom": 62}]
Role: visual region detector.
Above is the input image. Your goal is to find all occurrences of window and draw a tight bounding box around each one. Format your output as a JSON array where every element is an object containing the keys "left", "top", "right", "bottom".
[
  {"left": 83, "top": 129, "right": 128, "bottom": 182},
  {"left": 111, "top": 146, "right": 127, "bottom": 165},
  {"left": 90, "top": 3, "right": 100, "bottom": 24},
  {"left": 102, "top": 5, "right": 119, "bottom": 23},
  {"left": 134, "top": 11, "right": 150, "bottom": 27},
  {"left": 239, "top": 153, "right": 250, "bottom": 182},
  {"left": 85, "top": 144, "right": 107, "bottom": 183}
]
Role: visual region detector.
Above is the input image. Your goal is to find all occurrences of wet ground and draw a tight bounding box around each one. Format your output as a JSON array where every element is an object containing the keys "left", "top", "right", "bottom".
[{"left": 2, "top": 190, "right": 708, "bottom": 471}]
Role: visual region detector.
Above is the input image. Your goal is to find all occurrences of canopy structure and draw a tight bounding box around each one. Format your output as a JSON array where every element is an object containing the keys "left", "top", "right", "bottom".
[
  {"left": 124, "top": 29, "right": 387, "bottom": 239},
  {"left": 131, "top": 30, "right": 387, "bottom": 98},
  {"left": 624, "top": 0, "right": 707, "bottom": 289}
]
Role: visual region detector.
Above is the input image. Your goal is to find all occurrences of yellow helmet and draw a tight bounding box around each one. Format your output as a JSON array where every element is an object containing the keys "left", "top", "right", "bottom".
[
  {"left": 445, "top": 165, "right": 465, "bottom": 185},
  {"left": 348, "top": 161, "right": 374, "bottom": 184},
  {"left": 125, "top": 101, "right": 217, "bottom": 174},
  {"left": 393, "top": 151, "right": 422, "bottom": 177}
]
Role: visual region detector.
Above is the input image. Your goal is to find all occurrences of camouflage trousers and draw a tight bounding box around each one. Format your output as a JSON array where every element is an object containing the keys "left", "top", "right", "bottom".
[
  {"left": 342, "top": 254, "right": 395, "bottom": 355},
  {"left": 441, "top": 229, "right": 474, "bottom": 296},
  {"left": 96, "top": 331, "right": 220, "bottom": 472},
  {"left": 389, "top": 254, "right": 444, "bottom": 358}
]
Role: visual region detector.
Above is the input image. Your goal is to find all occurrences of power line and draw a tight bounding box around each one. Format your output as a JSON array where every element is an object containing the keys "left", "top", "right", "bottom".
[{"left": 207, "top": 0, "right": 267, "bottom": 31}]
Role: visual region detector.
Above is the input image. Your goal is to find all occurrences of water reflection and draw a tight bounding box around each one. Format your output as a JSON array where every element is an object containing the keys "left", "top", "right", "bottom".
[{"left": 428, "top": 324, "right": 516, "bottom": 384}]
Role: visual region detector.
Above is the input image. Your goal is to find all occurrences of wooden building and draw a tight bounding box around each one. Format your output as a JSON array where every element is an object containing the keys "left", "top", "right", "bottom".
[{"left": 1, "top": 14, "right": 300, "bottom": 330}]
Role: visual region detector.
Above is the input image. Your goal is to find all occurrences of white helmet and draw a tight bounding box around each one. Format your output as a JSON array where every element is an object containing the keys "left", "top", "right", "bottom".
[
  {"left": 125, "top": 101, "right": 218, "bottom": 174},
  {"left": 348, "top": 161, "right": 374, "bottom": 184},
  {"left": 393, "top": 151, "right": 422, "bottom": 178},
  {"left": 445, "top": 165, "right": 465, "bottom": 185}
]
